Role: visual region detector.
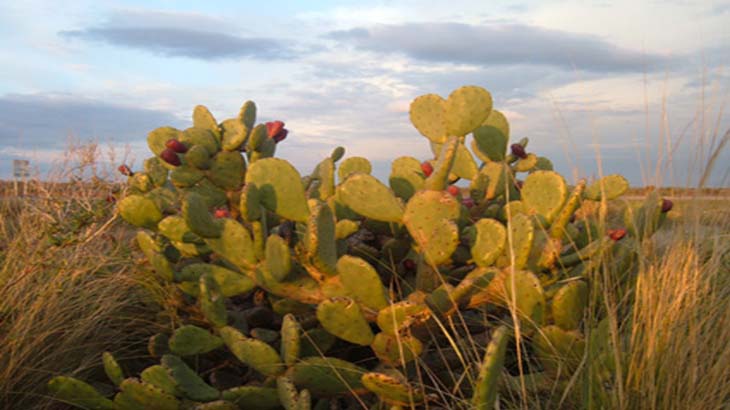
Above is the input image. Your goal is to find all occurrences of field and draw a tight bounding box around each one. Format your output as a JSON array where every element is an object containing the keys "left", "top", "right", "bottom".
[{"left": 1, "top": 147, "right": 729, "bottom": 409}]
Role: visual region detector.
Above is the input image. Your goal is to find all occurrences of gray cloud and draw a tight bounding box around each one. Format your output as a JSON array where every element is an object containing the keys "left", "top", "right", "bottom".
[
  {"left": 0, "top": 94, "right": 182, "bottom": 149},
  {"left": 61, "top": 27, "right": 295, "bottom": 60},
  {"left": 328, "top": 23, "right": 676, "bottom": 73}
]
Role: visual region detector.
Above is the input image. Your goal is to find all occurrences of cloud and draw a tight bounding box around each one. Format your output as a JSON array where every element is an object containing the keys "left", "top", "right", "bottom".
[
  {"left": 0, "top": 93, "right": 182, "bottom": 150},
  {"left": 60, "top": 9, "right": 296, "bottom": 60},
  {"left": 328, "top": 22, "right": 676, "bottom": 72}
]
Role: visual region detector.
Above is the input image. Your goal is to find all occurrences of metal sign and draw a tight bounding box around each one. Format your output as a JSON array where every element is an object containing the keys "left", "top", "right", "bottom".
[{"left": 13, "top": 159, "right": 29, "bottom": 178}]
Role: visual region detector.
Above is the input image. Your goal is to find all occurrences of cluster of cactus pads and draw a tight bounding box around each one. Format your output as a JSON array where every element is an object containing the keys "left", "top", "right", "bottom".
[{"left": 49, "top": 86, "right": 671, "bottom": 409}]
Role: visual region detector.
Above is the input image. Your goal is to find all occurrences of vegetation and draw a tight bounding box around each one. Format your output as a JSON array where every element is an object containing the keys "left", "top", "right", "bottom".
[{"left": 0, "top": 85, "right": 727, "bottom": 409}]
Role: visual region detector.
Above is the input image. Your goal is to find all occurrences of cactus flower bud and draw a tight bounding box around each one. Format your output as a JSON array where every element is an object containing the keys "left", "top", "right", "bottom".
[
  {"left": 510, "top": 143, "right": 527, "bottom": 159},
  {"left": 447, "top": 185, "right": 460, "bottom": 197},
  {"left": 160, "top": 148, "right": 181, "bottom": 166},
  {"left": 165, "top": 139, "right": 188, "bottom": 153},
  {"left": 403, "top": 259, "right": 416, "bottom": 271},
  {"left": 420, "top": 161, "right": 433, "bottom": 177},
  {"left": 661, "top": 198, "right": 673, "bottom": 213},
  {"left": 117, "top": 164, "right": 133, "bottom": 177},
  {"left": 608, "top": 228, "right": 627, "bottom": 241},
  {"left": 266, "top": 121, "right": 288, "bottom": 143},
  {"left": 214, "top": 208, "right": 230, "bottom": 218}
]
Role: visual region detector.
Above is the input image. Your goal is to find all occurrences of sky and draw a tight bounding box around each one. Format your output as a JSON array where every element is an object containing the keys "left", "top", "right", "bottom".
[{"left": 0, "top": 0, "right": 728, "bottom": 186}]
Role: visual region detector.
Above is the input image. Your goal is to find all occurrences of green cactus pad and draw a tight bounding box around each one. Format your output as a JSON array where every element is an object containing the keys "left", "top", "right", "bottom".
[
  {"left": 371, "top": 332, "right": 423, "bottom": 366},
  {"left": 298, "top": 327, "right": 337, "bottom": 357},
  {"left": 307, "top": 201, "right": 337, "bottom": 277},
  {"left": 277, "top": 376, "right": 299, "bottom": 410},
  {"left": 193, "top": 105, "right": 219, "bottom": 133},
  {"left": 254, "top": 265, "right": 323, "bottom": 305},
  {"left": 169, "top": 325, "right": 224, "bottom": 356},
  {"left": 194, "top": 401, "right": 238, "bottom": 410},
  {"left": 424, "top": 136, "right": 459, "bottom": 190},
  {"left": 221, "top": 386, "right": 280, "bottom": 410},
  {"left": 337, "top": 255, "right": 389, "bottom": 311},
  {"left": 521, "top": 170, "right": 568, "bottom": 224},
  {"left": 316, "top": 297, "right": 374, "bottom": 346},
  {"left": 246, "top": 158, "right": 310, "bottom": 222},
  {"left": 238, "top": 100, "right": 256, "bottom": 129},
  {"left": 161, "top": 355, "right": 220, "bottom": 402},
  {"left": 117, "top": 378, "right": 180, "bottom": 410},
  {"left": 389, "top": 156, "right": 425, "bottom": 201},
  {"left": 178, "top": 263, "right": 255, "bottom": 297},
  {"left": 199, "top": 274, "right": 227, "bottom": 327},
  {"left": 181, "top": 127, "right": 219, "bottom": 154},
  {"left": 471, "top": 218, "right": 507, "bottom": 267},
  {"left": 473, "top": 125, "right": 509, "bottom": 164},
  {"left": 148, "top": 333, "right": 170, "bottom": 358},
  {"left": 550, "top": 179, "right": 586, "bottom": 239},
  {"left": 430, "top": 140, "right": 478, "bottom": 180},
  {"left": 409, "top": 93, "right": 447, "bottom": 143},
  {"left": 527, "top": 229, "right": 562, "bottom": 271},
  {"left": 239, "top": 183, "right": 262, "bottom": 222},
  {"left": 334, "top": 220, "right": 359, "bottom": 240},
  {"left": 140, "top": 365, "right": 178, "bottom": 396},
  {"left": 48, "top": 376, "right": 114, "bottom": 410},
  {"left": 477, "top": 269, "right": 545, "bottom": 326},
  {"left": 376, "top": 302, "right": 431, "bottom": 336},
  {"left": 330, "top": 146, "right": 345, "bottom": 162},
  {"left": 218, "top": 326, "right": 285, "bottom": 376},
  {"left": 443, "top": 86, "right": 493, "bottom": 137},
  {"left": 552, "top": 280, "right": 588, "bottom": 330},
  {"left": 144, "top": 157, "right": 169, "bottom": 187},
  {"left": 129, "top": 172, "right": 153, "bottom": 193},
  {"left": 503, "top": 213, "right": 534, "bottom": 269},
  {"left": 281, "top": 314, "right": 301, "bottom": 367},
  {"left": 337, "top": 156, "right": 372, "bottom": 181},
  {"left": 136, "top": 232, "right": 174, "bottom": 281},
  {"left": 148, "top": 126, "right": 182, "bottom": 156},
  {"left": 170, "top": 165, "right": 205, "bottom": 187},
  {"left": 266, "top": 234, "right": 292, "bottom": 281},
  {"left": 102, "top": 352, "right": 124, "bottom": 386},
  {"left": 287, "top": 357, "right": 367, "bottom": 396},
  {"left": 246, "top": 124, "right": 268, "bottom": 152},
  {"left": 585, "top": 174, "right": 629, "bottom": 201},
  {"left": 310, "top": 158, "right": 335, "bottom": 200},
  {"left": 451, "top": 267, "right": 498, "bottom": 306},
  {"left": 250, "top": 135, "right": 276, "bottom": 162},
  {"left": 220, "top": 119, "right": 246, "bottom": 152},
  {"left": 204, "top": 219, "right": 256, "bottom": 270},
  {"left": 118, "top": 195, "right": 163, "bottom": 228},
  {"left": 513, "top": 153, "right": 538, "bottom": 172},
  {"left": 471, "top": 325, "right": 510, "bottom": 410},
  {"left": 361, "top": 372, "right": 425, "bottom": 406},
  {"left": 336, "top": 173, "right": 404, "bottom": 222},
  {"left": 182, "top": 193, "right": 223, "bottom": 238},
  {"left": 207, "top": 151, "right": 245, "bottom": 190},
  {"left": 482, "top": 162, "right": 509, "bottom": 200},
  {"left": 533, "top": 325, "right": 585, "bottom": 378},
  {"left": 403, "top": 190, "right": 460, "bottom": 266}
]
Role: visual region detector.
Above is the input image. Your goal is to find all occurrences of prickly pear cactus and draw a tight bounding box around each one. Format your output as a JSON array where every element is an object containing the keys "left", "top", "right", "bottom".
[{"left": 50, "top": 86, "right": 667, "bottom": 409}]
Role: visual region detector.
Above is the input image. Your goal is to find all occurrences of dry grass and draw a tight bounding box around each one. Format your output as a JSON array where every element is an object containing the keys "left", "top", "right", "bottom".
[{"left": 0, "top": 146, "right": 173, "bottom": 409}]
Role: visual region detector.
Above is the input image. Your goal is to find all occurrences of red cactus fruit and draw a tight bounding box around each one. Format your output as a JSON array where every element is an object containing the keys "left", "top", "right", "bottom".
[
  {"left": 214, "top": 208, "right": 230, "bottom": 219},
  {"left": 266, "top": 121, "right": 288, "bottom": 143},
  {"left": 461, "top": 197, "right": 475, "bottom": 208},
  {"left": 608, "top": 228, "right": 627, "bottom": 241},
  {"left": 160, "top": 148, "right": 181, "bottom": 166},
  {"left": 105, "top": 194, "right": 116, "bottom": 203},
  {"left": 420, "top": 161, "right": 433, "bottom": 177},
  {"left": 447, "top": 185, "right": 460, "bottom": 197},
  {"left": 403, "top": 259, "right": 416, "bottom": 270},
  {"left": 510, "top": 143, "right": 527, "bottom": 159},
  {"left": 117, "top": 164, "right": 133, "bottom": 177},
  {"left": 165, "top": 139, "right": 188, "bottom": 153},
  {"left": 661, "top": 198, "right": 673, "bottom": 213}
]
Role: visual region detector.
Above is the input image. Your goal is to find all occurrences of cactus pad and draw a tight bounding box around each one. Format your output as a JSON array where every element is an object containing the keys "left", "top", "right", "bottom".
[
  {"left": 287, "top": 357, "right": 367, "bottom": 396},
  {"left": 361, "top": 372, "right": 425, "bottom": 405},
  {"left": 102, "top": 352, "right": 124, "bottom": 386},
  {"left": 584, "top": 174, "right": 629, "bottom": 201},
  {"left": 280, "top": 314, "right": 301, "bottom": 367},
  {"left": 471, "top": 325, "right": 510, "bottom": 410},
  {"left": 316, "top": 297, "right": 374, "bottom": 345},
  {"left": 161, "top": 354, "right": 219, "bottom": 402},
  {"left": 444, "top": 86, "right": 492, "bottom": 137},
  {"left": 169, "top": 325, "right": 224, "bottom": 356},
  {"left": 533, "top": 325, "right": 585, "bottom": 378},
  {"left": 403, "top": 190, "right": 460, "bottom": 266},
  {"left": 376, "top": 301, "right": 431, "bottom": 336},
  {"left": 306, "top": 201, "right": 337, "bottom": 277},
  {"left": 117, "top": 378, "right": 180, "bottom": 410},
  {"left": 337, "top": 156, "right": 372, "bottom": 181},
  {"left": 389, "top": 156, "right": 425, "bottom": 201},
  {"left": 219, "top": 326, "right": 285, "bottom": 376},
  {"left": 148, "top": 127, "right": 182, "bottom": 156},
  {"left": 520, "top": 171, "right": 568, "bottom": 223},
  {"left": 424, "top": 136, "right": 459, "bottom": 190},
  {"left": 207, "top": 151, "right": 245, "bottom": 190},
  {"left": 266, "top": 234, "right": 292, "bottom": 281},
  {"left": 337, "top": 255, "right": 389, "bottom": 311},
  {"left": 118, "top": 195, "right": 163, "bottom": 228},
  {"left": 409, "top": 93, "right": 447, "bottom": 143},
  {"left": 551, "top": 280, "right": 588, "bottom": 330},
  {"left": 204, "top": 219, "right": 256, "bottom": 270},
  {"left": 246, "top": 158, "right": 310, "bottom": 222},
  {"left": 336, "top": 173, "right": 404, "bottom": 222},
  {"left": 199, "top": 274, "right": 227, "bottom": 327},
  {"left": 140, "top": 365, "right": 178, "bottom": 396},
  {"left": 471, "top": 218, "right": 507, "bottom": 267},
  {"left": 221, "top": 386, "right": 280, "bottom": 410},
  {"left": 48, "top": 376, "right": 115, "bottom": 410}
]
